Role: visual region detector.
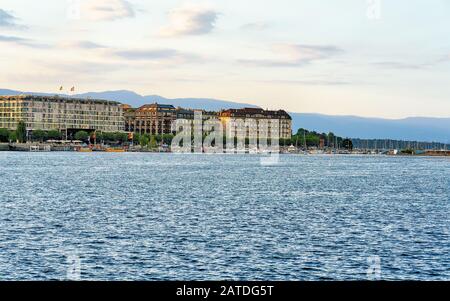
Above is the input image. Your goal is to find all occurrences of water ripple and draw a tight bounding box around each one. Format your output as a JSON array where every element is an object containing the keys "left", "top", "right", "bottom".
[{"left": 0, "top": 153, "right": 448, "bottom": 280}]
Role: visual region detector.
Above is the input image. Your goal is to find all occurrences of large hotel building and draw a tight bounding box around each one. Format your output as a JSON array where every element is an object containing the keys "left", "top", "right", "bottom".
[
  {"left": 0, "top": 95, "right": 124, "bottom": 136},
  {"left": 123, "top": 103, "right": 177, "bottom": 135},
  {"left": 123, "top": 103, "right": 222, "bottom": 136},
  {"left": 219, "top": 108, "right": 292, "bottom": 139}
]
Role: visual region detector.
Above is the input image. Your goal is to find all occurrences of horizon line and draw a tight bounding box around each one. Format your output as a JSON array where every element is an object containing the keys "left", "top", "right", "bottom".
[{"left": 1, "top": 87, "right": 450, "bottom": 120}]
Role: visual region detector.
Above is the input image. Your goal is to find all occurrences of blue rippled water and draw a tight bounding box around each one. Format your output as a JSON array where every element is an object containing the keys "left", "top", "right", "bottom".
[{"left": 0, "top": 153, "right": 448, "bottom": 280}]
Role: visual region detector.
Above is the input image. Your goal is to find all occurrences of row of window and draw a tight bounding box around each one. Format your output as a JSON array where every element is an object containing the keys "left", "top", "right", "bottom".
[{"left": 0, "top": 102, "right": 120, "bottom": 110}]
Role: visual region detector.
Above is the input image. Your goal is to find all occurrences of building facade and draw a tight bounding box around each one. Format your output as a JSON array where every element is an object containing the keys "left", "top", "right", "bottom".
[
  {"left": 0, "top": 95, "right": 124, "bottom": 134},
  {"left": 1, "top": 96, "right": 293, "bottom": 141},
  {"left": 124, "top": 104, "right": 222, "bottom": 135},
  {"left": 123, "top": 103, "right": 177, "bottom": 135},
  {"left": 176, "top": 109, "right": 218, "bottom": 122},
  {"left": 219, "top": 108, "right": 292, "bottom": 139}
]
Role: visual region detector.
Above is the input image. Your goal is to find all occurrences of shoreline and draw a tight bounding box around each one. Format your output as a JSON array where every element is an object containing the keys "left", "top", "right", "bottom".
[
  {"left": 1, "top": 143, "right": 449, "bottom": 156},
  {"left": 0, "top": 148, "right": 448, "bottom": 157}
]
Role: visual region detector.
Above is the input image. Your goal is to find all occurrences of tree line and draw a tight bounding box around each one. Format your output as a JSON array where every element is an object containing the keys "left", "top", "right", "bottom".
[
  {"left": 351, "top": 138, "right": 449, "bottom": 150},
  {"left": 290, "top": 128, "right": 353, "bottom": 150},
  {"left": 0, "top": 121, "right": 26, "bottom": 143},
  {"left": 2, "top": 121, "right": 354, "bottom": 150}
]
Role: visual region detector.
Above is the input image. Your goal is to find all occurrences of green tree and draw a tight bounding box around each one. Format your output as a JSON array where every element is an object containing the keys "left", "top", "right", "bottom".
[
  {"left": 133, "top": 133, "right": 141, "bottom": 144},
  {"left": 342, "top": 138, "right": 353, "bottom": 150},
  {"left": 75, "top": 131, "right": 89, "bottom": 142},
  {"left": 8, "top": 131, "right": 17, "bottom": 143},
  {"left": 280, "top": 138, "right": 292, "bottom": 146},
  {"left": 328, "top": 132, "right": 336, "bottom": 148},
  {"left": 93, "top": 131, "right": 103, "bottom": 144},
  {"left": 16, "top": 121, "right": 27, "bottom": 143},
  {"left": 139, "top": 134, "right": 150, "bottom": 147},
  {"left": 295, "top": 128, "right": 308, "bottom": 147},
  {"left": 156, "top": 134, "right": 174, "bottom": 145},
  {"left": 305, "top": 133, "right": 320, "bottom": 147},
  {"left": 0, "top": 128, "right": 9, "bottom": 142},
  {"left": 47, "top": 130, "right": 61, "bottom": 140},
  {"left": 102, "top": 132, "right": 115, "bottom": 143},
  {"left": 149, "top": 135, "right": 158, "bottom": 148},
  {"left": 32, "top": 129, "right": 47, "bottom": 142},
  {"left": 401, "top": 148, "right": 414, "bottom": 155},
  {"left": 114, "top": 132, "right": 128, "bottom": 144}
]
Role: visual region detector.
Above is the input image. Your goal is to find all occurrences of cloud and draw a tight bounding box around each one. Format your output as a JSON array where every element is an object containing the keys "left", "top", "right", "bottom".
[
  {"left": 44, "top": 60, "right": 125, "bottom": 74},
  {"left": 82, "top": 0, "right": 135, "bottom": 21},
  {"left": 373, "top": 61, "right": 429, "bottom": 70},
  {"left": 239, "top": 44, "right": 343, "bottom": 67},
  {"left": 438, "top": 54, "right": 450, "bottom": 63},
  {"left": 0, "top": 9, "right": 24, "bottom": 28},
  {"left": 112, "top": 48, "right": 201, "bottom": 64},
  {"left": 373, "top": 55, "right": 450, "bottom": 70},
  {"left": 0, "top": 35, "right": 27, "bottom": 43},
  {"left": 59, "top": 40, "right": 106, "bottom": 49},
  {"left": 54, "top": 40, "right": 206, "bottom": 65},
  {"left": 258, "top": 79, "right": 351, "bottom": 86},
  {"left": 5, "top": 60, "right": 127, "bottom": 84},
  {"left": 372, "top": 50, "right": 450, "bottom": 70},
  {"left": 241, "top": 22, "right": 270, "bottom": 31},
  {"left": 56, "top": 42, "right": 200, "bottom": 64},
  {"left": 114, "top": 49, "right": 179, "bottom": 60},
  {"left": 0, "top": 35, "right": 48, "bottom": 48},
  {"left": 159, "top": 4, "right": 218, "bottom": 37}
]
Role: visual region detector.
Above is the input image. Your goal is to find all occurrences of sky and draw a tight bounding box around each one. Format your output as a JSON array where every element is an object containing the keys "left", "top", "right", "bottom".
[{"left": 0, "top": 0, "right": 449, "bottom": 118}]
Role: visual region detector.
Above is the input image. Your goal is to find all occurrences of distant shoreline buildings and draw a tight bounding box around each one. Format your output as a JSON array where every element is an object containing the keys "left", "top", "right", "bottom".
[
  {"left": 0, "top": 95, "right": 293, "bottom": 140},
  {"left": 1, "top": 95, "right": 449, "bottom": 154},
  {"left": 219, "top": 108, "right": 292, "bottom": 140},
  {"left": 0, "top": 95, "right": 124, "bottom": 139}
]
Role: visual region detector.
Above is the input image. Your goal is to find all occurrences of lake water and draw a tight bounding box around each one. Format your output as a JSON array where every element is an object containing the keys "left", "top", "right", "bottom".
[{"left": 0, "top": 152, "right": 448, "bottom": 280}]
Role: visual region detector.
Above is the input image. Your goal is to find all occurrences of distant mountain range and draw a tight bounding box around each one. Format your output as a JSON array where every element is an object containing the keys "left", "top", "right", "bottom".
[
  {"left": 291, "top": 113, "right": 450, "bottom": 144},
  {"left": 1, "top": 89, "right": 449, "bottom": 143},
  {"left": 0, "top": 89, "right": 258, "bottom": 111}
]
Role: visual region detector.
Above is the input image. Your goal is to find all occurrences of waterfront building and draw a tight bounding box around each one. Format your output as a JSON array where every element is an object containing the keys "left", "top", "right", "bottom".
[
  {"left": 123, "top": 103, "right": 177, "bottom": 135},
  {"left": 219, "top": 108, "right": 292, "bottom": 139},
  {"left": 176, "top": 108, "right": 219, "bottom": 122},
  {"left": 174, "top": 109, "right": 220, "bottom": 137},
  {"left": 176, "top": 108, "right": 195, "bottom": 120},
  {"left": 0, "top": 95, "right": 124, "bottom": 136},
  {"left": 124, "top": 105, "right": 221, "bottom": 135},
  {"left": 1, "top": 95, "right": 294, "bottom": 143}
]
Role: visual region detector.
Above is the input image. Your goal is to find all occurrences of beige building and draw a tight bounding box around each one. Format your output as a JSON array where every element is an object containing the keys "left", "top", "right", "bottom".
[
  {"left": 123, "top": 103, "right": 177, "bottom": 135},
  {"left": 0, "top": 95, "right": 124, "bottom": 134},
  {"left": 176, "top": 108, "right": 218, "bottom": 122},
  {"left": 219, "top": 108, "right": 292, "bottom": 139}
]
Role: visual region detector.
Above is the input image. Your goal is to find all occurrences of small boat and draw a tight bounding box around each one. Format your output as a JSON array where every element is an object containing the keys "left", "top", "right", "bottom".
[
  {"left": 78, "top": 147, "right": 92, "bottom": 152},
  {"left": 287, "top": 144, "right": 297, "bottom": 153}
]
